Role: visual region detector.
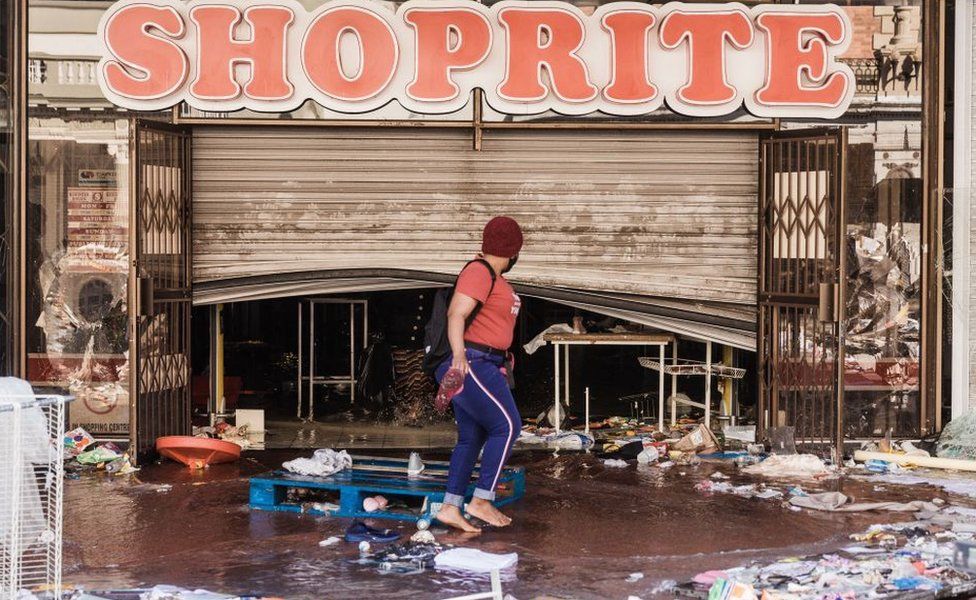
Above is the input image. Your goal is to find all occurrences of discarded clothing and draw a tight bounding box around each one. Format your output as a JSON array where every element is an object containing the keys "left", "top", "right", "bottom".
[
  {"left": 518, "top": 430, "right": 594, "bottom": 450},
  {"left": 742, "top": 454, "right": 830, "bottom": 479},
  {"left": 434, "top": 548, "right": 518, "bottom": 573},
  {"left": 282, "top": 448, "right": 352, "bottom": 478},
  {"left": 788, "top": 491, "right": 943, "bottom": 513},
  {"left": 601, "top": 440, "right": 644, "bottom": 461},
  {"left": 345, "top": 520, "right": 400, "bottom": 543},
  {"left": 522, "top": 324, "right": 574, "bottom": 355}
]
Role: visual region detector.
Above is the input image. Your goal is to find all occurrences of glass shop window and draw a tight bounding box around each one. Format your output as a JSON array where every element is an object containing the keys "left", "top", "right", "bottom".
[
  {"left": 26, "top": 117, "right": 131, "bottom": 438},
  {"left": 781, "top": 1, "right": 924, "bottom": 438}
]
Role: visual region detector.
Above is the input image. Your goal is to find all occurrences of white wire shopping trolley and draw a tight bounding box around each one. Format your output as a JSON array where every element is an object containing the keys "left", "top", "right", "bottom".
[{"left": 0, "top": 379, "right": 70, "bottom": 600}]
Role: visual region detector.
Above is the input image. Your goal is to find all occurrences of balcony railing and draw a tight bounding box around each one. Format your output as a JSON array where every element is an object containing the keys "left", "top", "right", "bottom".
[{"left": 840, "top": 54, "right": 921, "bottom": 97}]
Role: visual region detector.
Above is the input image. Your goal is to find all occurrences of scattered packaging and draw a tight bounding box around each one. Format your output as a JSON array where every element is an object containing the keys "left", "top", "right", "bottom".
[
  {"left": 63, "top": 427, "right": 96, "bottom": 457},
  {"left": 673, "top": 424, "right": 721, "bottom": 454}
]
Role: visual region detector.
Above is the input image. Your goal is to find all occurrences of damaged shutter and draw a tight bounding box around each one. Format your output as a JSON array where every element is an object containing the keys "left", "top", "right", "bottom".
[{"left": 192, "top": 127, "right": 758, "bottom": 346}]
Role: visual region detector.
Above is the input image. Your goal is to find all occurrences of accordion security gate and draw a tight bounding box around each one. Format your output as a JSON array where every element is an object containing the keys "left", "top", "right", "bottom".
[
  {"left": 0, "top": 393, "right": 67, "bottom": 599},
  {"left": 130, "top": 121, "right": 193, "bottom": 460},
  {"left": 758, "top": 129, "right": 847, "bottom": 458}
]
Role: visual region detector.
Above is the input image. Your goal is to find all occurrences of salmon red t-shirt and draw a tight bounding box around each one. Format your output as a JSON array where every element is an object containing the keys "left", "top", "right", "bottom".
[{"left": 455, "top": 260, "right": 521, "bottom": 351}]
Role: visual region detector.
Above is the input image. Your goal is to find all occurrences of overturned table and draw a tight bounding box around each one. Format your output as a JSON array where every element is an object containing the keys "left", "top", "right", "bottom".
[{"left": 542, "top": 332, "right": 675, "bottom": 434}]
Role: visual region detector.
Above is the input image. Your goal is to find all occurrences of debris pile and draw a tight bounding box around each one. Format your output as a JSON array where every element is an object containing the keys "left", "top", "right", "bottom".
[
  {"left": 678, "top": 512, "right": 976, "bottom": 599},
  {"left": 63, "top": 427, "right": 138, "bottom": 477}
]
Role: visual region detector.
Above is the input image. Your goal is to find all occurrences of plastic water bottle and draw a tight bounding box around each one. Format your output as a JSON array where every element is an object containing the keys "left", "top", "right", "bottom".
[{"left": 434, "top": 368, "right": 464, "bottom": 412}]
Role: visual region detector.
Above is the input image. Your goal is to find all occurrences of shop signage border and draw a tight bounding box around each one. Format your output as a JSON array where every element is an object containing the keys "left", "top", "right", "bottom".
[{"left": 98, "top": 0, "right": 855, "bottom": 120}]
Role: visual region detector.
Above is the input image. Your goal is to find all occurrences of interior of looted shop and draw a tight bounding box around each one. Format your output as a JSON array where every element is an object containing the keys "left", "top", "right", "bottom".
[{"left": 189, "top": 293, "right": 756, "bottom": 450}]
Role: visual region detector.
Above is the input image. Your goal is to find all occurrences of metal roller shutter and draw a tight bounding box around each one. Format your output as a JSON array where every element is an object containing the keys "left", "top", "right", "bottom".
[{"left": 192, "top": 126, "right": 759, "bottom": 346}]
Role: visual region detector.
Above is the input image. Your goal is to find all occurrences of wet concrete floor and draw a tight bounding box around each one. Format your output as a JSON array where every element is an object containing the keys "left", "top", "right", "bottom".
[{"left": 63, "top": 449, "right": 955, "bottom": 599}]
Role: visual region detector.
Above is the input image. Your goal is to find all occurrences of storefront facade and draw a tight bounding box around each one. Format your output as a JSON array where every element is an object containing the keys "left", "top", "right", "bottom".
[{"left": 9, "top": 0, "right": 949, "bottom": 458}]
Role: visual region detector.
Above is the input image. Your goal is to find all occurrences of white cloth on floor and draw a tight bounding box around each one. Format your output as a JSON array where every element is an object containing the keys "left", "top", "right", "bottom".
[
  {"left": 789, "top": 491, "right": 943, "bottom": 513},
  {"left": 742, "top": 454, "right": 830, "bottom": 479},
  {"left": 282, "top": 448, "right": 352, "bottom": 477},
  {"left": 522, "top": 324, "right": 574, "bottom": 355},
  {"left": 434, "top": 548, "right": 519, "bottom": 573}
]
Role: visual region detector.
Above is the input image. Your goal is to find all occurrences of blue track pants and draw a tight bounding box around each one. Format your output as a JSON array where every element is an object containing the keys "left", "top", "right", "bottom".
[{"left": 435, "top": 348, "right": 521, "bottom": 507}]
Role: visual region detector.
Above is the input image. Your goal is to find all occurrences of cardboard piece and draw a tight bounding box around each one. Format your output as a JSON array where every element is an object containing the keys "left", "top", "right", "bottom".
[{"left": 673, "top": 424, "right": 721, "bottom": 454}]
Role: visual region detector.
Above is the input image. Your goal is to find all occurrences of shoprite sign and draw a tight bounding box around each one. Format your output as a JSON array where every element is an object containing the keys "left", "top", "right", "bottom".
[{"left": 97, "top": 1, "right": 855, "bottom": 119}]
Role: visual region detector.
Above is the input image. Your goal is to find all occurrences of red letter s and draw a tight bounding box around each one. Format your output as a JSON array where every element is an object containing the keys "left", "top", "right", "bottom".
[{"left": 102, "top": 4, "right": 188, "bottom": 100}]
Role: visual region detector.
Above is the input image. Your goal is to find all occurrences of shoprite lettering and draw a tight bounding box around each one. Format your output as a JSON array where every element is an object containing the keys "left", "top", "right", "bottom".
[{"left": 97, "top": 0, "right": 855, "bottom": 119}]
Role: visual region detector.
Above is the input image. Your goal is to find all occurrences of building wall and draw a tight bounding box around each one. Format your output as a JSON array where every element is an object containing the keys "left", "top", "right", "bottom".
[
  {"left": 951, "top": 0, "right": 975, "bottom": 417},
  {"left": 969, "top": 1, "right": 976, "bottom": 411}
]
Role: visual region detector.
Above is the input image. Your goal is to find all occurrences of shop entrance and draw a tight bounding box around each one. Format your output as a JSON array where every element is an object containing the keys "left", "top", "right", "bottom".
[
  {"left": 130, "top": 121, "right": 193, "bottom": 460},
  {"left": 297, "top": 298, "right": 368, "bottom": 421},
  {"left": 758, "top": 128, "right": 847, "bottom": 458}
]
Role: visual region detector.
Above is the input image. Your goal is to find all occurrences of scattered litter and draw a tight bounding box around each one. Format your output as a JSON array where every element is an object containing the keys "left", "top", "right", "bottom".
[
  {"left": 139, "top": 585, "right": 236, "bottom": 600},
  {"left": 636, "top": 446, "right": 660, "bottom": 464},
  {"left": 862, "top": 470, "right": 976, "bottom": 498},
  {"left": 681, "top": 511, "right": 976, "bottom": 598},
  {"left": 602, "top": 459, "right": 629, "bottom": 468},
  {"left": 363, "top": 495, "right": 389, "bottom": 512},
  {"left": 410, "top": 529, "right": 437, "bottom": 543},
  {"left": 434, "top": 548, "right": 518, "bottom": 573},
  {"left": 707, "top": 579, "right": 756, "bottom": 600},
  {"left": 722, "top": 425, "right": 756, "bottom": 444},
  {"left": 517, "top": 430, "right": 594, "bottom": 450},
  {"left": 318, "top": 536, "right": 341, "bottom": 547},
  {"left": 367, "top": 541, "right": 444, "bottom": 573},
  {"left": 625, "top": 572, "right": 644, "bottom": 583},
  {"left": 695, "top": 480, "right": 784, "bottom": 501},
  {"left": 788, "top": 491, "right": 943, "bottom": 513},
  {"left": 106, "top": 453, "right": 140, "bottom": 475},
  {"left": 407, "top": 452, "right": 425, "bottom": 477},
  {"left": 741, "top": 454, "right": 830, "bottom": 479},
  {"left": 282, "top": 449, "right": 352, "bottom": 477},
  {"left": 63, "top": 427, "right": 96, "bottom": 457},
  {"left": 76, "top": 444, "right": 122, "bottom": 465},
  {"left": 693, "top": 570, "right": 729, "bottom": 586},
  {"left": 672, "top": 424, "right": 720, "bottom": 454}
]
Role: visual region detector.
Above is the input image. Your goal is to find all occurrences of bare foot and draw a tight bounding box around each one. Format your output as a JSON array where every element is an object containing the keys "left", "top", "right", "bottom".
[
  {"left": 466, "top": 498, "right": 512, "bottom": 527},
  {"left": 436, "top": 504, "right": 481, "bottom": 533}
]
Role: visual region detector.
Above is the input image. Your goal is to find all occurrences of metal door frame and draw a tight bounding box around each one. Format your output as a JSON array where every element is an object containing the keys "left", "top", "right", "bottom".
[
  {"left": 128, "top": 119, "right": 193, "bottom": 461},
  {"left": 296, "top": 298, "right": 368, "bottom": 421},
  {"left": 757, "top": 127, "right": 847, "bottom": 459}
]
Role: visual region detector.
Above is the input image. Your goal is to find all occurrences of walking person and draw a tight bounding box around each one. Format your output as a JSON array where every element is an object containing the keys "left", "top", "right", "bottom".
[{"left": 435, "top": 216, "right": 523, "bottom": 533}]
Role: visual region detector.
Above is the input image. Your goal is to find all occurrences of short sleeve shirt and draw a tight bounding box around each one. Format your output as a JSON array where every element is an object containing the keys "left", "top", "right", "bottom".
[{"left": 455, "top": 260, "right": 521, "bottom": 351}]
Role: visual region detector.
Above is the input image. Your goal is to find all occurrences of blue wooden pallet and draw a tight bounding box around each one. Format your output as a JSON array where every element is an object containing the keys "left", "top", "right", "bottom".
[{"left": 249, "top": 455, "right": 526, "bottom": 525}]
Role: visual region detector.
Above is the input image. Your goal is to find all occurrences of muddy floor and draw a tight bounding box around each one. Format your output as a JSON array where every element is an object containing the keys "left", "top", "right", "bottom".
[{"left": 63, "top": 449, "right": 959, "bottom": 599}]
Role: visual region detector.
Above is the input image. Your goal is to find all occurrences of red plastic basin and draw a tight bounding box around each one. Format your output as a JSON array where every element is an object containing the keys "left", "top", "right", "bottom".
[{"left": 156, "top": 436, "right": 241, "bottom": 469}]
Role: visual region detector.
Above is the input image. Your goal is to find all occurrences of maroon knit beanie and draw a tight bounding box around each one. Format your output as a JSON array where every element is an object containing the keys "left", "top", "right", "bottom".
[{"left": 481, "top": 216, "right": 523, "bottom": 258}]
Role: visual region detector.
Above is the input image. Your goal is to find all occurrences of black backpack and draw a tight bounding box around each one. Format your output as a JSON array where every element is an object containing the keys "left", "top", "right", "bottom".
[{"left": 422, "top": 259, "right": 496, "bottom": 377}]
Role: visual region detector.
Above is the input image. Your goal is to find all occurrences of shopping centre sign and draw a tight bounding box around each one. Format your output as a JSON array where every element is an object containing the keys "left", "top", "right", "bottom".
[{"left": 97, "top": 0, "right": 855, "bottom": 119}]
